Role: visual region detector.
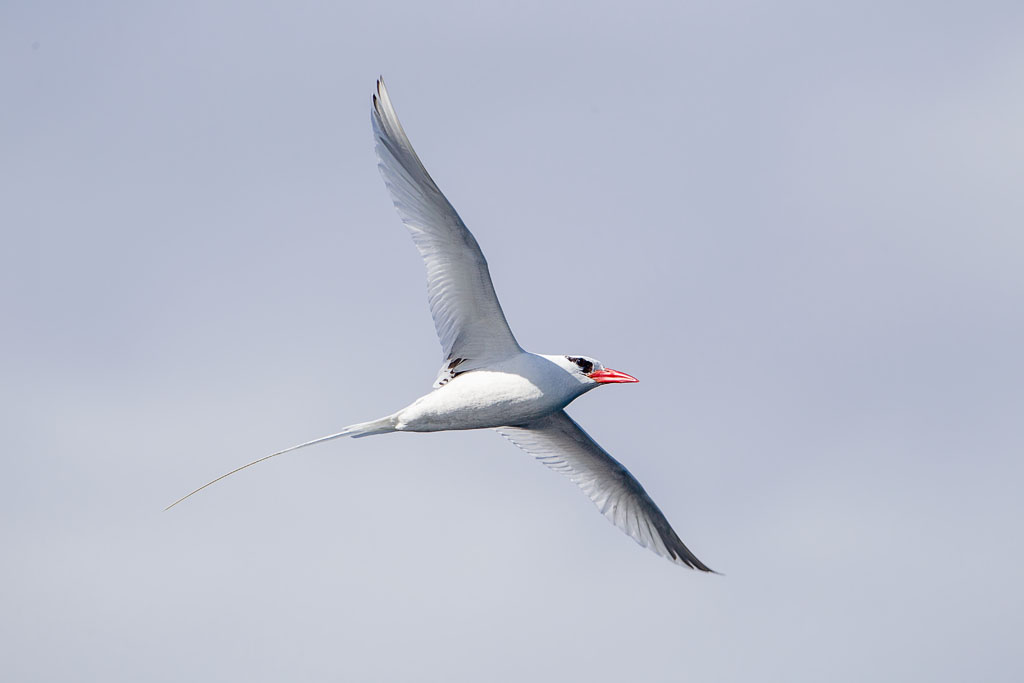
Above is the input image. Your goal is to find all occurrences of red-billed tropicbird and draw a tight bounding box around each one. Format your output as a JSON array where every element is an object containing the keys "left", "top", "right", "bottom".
[{"left": 169, "top": 78, "right": 713, "bottom": 572}]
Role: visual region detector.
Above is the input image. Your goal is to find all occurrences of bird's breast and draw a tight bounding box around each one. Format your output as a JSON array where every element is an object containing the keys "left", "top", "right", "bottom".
[{"left": 394, "top": 365, "right": 578, "bottom": 432}]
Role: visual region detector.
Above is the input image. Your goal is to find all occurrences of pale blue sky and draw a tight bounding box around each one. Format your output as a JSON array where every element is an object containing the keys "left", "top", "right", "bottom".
[{"left": 2, "top": 1, "right": 1023, "bottom": 681}]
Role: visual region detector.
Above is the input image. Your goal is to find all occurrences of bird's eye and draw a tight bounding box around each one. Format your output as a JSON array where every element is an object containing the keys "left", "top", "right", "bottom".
[{"left": 568, "top": 356, "right": 594, "bottom": 374}]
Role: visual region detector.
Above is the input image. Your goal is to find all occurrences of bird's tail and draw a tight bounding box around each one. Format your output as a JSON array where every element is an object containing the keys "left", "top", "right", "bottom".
[
  {"left": 341, "top": 415, "right": 397, "bottom": 438},
  {"left": 164, "top": 415, "right": 397, "bottom": 510}
]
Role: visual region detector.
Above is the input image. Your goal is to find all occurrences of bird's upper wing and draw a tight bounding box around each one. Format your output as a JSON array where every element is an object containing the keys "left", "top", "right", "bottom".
[
  {"left": 498, "top": 411, "right": 714, "bottom": 571},
  {"left": 372, "top": 78, "right": 522, "bottom": 385}
]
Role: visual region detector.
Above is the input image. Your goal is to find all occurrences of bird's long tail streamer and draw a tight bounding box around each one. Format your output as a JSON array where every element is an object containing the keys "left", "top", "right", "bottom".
[{"left": 163, "top": 429, "right": 354, "bottom": 511}]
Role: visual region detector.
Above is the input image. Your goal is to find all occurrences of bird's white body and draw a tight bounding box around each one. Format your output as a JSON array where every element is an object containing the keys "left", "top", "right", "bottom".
[
  {"left": 392, "top": 354, "right": 593, "bottom": 432},
  {"left": 171, "top": 78, "right": 714, "bottom": 572}
]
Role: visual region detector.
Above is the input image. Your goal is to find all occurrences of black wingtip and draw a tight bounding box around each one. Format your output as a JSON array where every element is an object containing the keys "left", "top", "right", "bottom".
[
  {"left": 690, "top": 557, "right": 719, "bottom": 574},
  {"left": 689, "top": 557, "right": 721, "bottom": 575},
  {"left": 664, "top": 529, "right": 717, "bottom": 573},
  {"left": 373, "top": 77, "right": 387, "bottom": 112},
  {"left": 685, "top": 553, "right": 718, "bottom": 574}
]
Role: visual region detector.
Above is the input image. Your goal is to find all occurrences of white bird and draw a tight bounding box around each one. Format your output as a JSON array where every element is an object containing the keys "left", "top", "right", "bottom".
[{"left": 169, "top": 78, "right": 713, "bottom": 572}]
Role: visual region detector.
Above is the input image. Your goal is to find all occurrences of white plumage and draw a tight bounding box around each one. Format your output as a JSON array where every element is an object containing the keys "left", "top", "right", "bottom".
[
  {"left": 372, "top": 79, "right": 522, "bottom": 386},
  {"left": 169, "top": 78, "right": 713, "bottom": 573}
]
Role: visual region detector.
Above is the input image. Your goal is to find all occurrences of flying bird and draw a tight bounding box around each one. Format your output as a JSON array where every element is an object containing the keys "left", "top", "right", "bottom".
[{"left": 169, "top": 78, "right": 713, "bottom": 572}]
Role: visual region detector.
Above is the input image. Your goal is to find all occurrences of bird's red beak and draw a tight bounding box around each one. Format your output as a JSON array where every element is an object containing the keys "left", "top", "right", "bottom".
[{"left": 588, "top": 368, "right": 639, "bottom": 384}]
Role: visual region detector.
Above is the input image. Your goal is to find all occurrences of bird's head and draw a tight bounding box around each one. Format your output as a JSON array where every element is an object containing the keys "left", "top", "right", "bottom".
[{"left": 559, "top": 355, "right": 639, "bottom": 387}]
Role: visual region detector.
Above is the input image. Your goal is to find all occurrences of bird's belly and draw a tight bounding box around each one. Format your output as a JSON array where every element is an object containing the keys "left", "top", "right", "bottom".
[{"left": 393, "top": 370, "right": 570, "bottom": 432}]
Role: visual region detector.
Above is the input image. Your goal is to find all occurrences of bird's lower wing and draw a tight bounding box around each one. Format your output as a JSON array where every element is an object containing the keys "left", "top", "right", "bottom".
[
  {"left": 372, "top": 78, "right": 522, "bottom": 383},
  {"left": 497, "top": 411, "right": 714, "bottom": 571}
]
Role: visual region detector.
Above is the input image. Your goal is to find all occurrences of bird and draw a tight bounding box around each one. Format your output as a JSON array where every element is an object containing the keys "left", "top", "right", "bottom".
[{"left": 168, "top": 78, "right": 714, "bottom": 572}]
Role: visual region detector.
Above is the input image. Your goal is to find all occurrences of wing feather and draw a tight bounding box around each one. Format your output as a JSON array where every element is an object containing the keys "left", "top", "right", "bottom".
[
  {"left": 371, "top": 78, "right": 522, "bottom": 384},
  {"left": 498, "top": 411, "right": 714, "bottom": 571}
]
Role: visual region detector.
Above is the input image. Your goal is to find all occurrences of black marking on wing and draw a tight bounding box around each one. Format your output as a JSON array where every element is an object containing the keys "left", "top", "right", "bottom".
[{"left": 437, "top": 358, "right": 469, "bottom": 386}]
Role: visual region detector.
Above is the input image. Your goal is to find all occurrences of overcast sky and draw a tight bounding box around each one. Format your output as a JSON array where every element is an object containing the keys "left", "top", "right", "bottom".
[{"left": 3, "top": 1, "right": 1023, "bottom": 681}]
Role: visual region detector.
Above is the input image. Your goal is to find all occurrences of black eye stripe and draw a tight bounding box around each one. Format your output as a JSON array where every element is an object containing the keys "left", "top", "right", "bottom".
[{"left": 567, "top": 356, "right": 594, "bottom": 374}]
